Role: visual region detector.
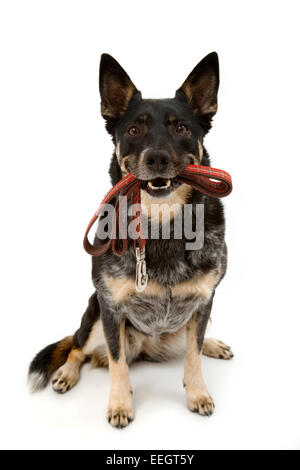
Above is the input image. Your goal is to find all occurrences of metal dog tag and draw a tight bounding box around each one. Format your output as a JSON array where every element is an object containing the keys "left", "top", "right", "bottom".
[{"left": 135, "top": 247, "right": 148, "bottom": 292}]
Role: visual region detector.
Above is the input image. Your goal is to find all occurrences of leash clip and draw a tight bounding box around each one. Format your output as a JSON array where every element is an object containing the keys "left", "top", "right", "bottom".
[{"left": 135, "top": 247, "right": 148, "bottom": 292}]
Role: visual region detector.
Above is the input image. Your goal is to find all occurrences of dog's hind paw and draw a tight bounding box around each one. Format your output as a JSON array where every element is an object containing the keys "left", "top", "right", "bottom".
[
  {"left": 203, "top": 338, "right": 234, "bottom": 360},
  {"left": 52, "top": 364, "right": 79, "bottom": 394}
]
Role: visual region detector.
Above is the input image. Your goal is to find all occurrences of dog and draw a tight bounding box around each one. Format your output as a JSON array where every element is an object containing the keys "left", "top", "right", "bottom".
[{"left": 28, "top": 52, "right": 233, "bottom": 428}]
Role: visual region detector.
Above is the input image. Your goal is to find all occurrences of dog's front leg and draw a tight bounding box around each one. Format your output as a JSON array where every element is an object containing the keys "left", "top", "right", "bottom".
[
  {"left": 100, "top": 298, "right": 134, "bottom": 428},
  {"left": 184, "top": 298, "right": 215, "bottom": 416}
]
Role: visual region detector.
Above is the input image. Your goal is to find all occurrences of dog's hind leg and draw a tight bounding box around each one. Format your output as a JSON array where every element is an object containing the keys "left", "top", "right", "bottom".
[
  {"left": 136, "top": 322, "right": 233, "bottom": 362},
  {"left": 28, "top": 336, "right": 74, "bottom": 392},
  {"left": 51, "top": 291, "right": 102, "bottom": 393},
  {"left": 28, "top": 291, "right": 100, "bottom": 393},
  {"left": 202, "top": 338, "right": 234, "bottom": 360},
  {"left": 52, "top": 348, "right": 86, "bottom": 393},
  {"left": 51, "top": 291, "right": 106, "bottom": 393},
  {"left": 201, "top": 315, "right": 234, "bottom": 359}
]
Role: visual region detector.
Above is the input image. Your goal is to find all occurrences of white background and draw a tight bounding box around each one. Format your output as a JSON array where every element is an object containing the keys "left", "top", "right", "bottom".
[{"left": 0, "top": 0, "right": 299, "bottom": 450}]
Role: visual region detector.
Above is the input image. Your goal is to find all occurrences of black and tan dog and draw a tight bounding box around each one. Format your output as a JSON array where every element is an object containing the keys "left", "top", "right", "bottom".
[{"left": 28, "top": 52, "right": 233, "bottom": 428}]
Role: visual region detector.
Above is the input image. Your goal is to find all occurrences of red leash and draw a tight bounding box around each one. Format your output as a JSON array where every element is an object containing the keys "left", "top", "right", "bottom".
[
  {"left": 83, "top": 174, "right": 140, "bottom": 257},
  {"left": 177, "top": 165, "right": 232, "bottom": 198},
  {"left": 83, "top": 164, "right": 232, "bottom": 292},
  {"left": 83, "top": 164, "right": 232, "bottom": 258}
]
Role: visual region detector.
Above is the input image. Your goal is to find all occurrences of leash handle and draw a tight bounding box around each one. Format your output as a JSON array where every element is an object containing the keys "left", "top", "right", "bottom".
[
  {"left": 177, "top": 164, "right": 232, "bottom": 198},
  {"left": 83, "top": 177, "right": 140, "bottom": 257}
]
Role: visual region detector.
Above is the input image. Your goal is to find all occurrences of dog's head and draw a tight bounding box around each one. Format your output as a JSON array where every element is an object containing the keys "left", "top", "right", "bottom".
[{"left": 99, "top": 53, "right": 219, "bottom": 199}]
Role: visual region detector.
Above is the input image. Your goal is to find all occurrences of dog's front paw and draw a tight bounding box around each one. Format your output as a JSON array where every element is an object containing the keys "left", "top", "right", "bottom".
[
  {"left": 186, "top": 391, "right": 215, "bottom": 416},
  {"left": 107, "top": 398, "right": 134, "bottom": 428}
]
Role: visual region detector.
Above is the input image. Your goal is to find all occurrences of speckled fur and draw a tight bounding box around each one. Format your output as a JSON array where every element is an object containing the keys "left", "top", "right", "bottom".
[{"left": 92, "top": 186, "right": 226, "bottom": 342}]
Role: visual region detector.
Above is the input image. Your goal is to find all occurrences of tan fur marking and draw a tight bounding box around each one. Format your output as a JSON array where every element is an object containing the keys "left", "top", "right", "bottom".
[
  {"left": 180, "top": 82, "right": 217, "bottom": 116},
  {"left": 124, "top": 83, "right": 137, "bottom": 110},
  {"left": 198, "top": 140, "right": 203, "bottom": 163},
  {"left": 167, "top": 142, "right": 181, "bottom": 163},
  {"left": 68, "top": 348, "right": 85, "bottom": 363},
  {"left": 137, "top": 114, "right": 147, "bottom": 122},
  {"left": 103, "top": 275, "right": 166, "bottom": 302},
  {"left": 184, "top": 317, "right": 214, "bottom": 415},
  {"left": 101, "top": 81, "right": 136, "bottom": 118},
  {"left": 206, "top": 103, "right": 218, "bottom": 114},
  {"left": 115, "top": 142, "right": 121, "bottom": 164},
  {"left": 140, "top": 147, "right": 151, "bottom": 164},
  {"left": 106, "top": 321, "right": 134, "bottom": 427},
  {"left": 141, "top": 183, "right": 192, "bottom": 223},
  {"left": 101, "top": 102, "right": 114, "bottom": 118},
  {"left": 186, "top": 153, "right": 199, "bottom": 165},
  {"left": 120, "top": 154, "right": 136, "bottom": 175},
  {"left": 82, "top": 320, "right": 104, "bottom": 354},
  {"left": 50, "top": 336, "right": 73, "bottom": 373},
  {"left": 181, "top": 84, "right": 192, "bottom": 104},
  {"left": 172, "top": 269, "right": 220, "bottom": 300}
]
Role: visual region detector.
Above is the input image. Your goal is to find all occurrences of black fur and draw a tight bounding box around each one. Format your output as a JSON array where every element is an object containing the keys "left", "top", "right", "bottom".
[
  {"left": 73, "top": 291, "right": 100, "bottom": 349},
  {"left": 196, "top": 296, "right": 214, "bottom": 354},
  {"left": 29, "top": 342, "right": 59, "bottom": 386},
  {"left": 98, "top": 294, "right": 122, "bottom": 362}
]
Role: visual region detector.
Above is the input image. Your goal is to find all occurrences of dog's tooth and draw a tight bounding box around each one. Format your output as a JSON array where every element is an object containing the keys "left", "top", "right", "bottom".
[{"left": 148, "top": 179, "right": 171, "bottom": 190}]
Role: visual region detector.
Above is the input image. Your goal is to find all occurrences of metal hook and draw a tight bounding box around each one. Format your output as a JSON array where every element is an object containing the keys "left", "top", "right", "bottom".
[{"left": 135, "top": 247, "right": 148, "bottom": 292}]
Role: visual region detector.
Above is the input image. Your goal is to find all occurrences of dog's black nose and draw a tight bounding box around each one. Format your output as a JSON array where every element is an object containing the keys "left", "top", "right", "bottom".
[{"left": 146, "top": 151, "right": 171, "bottom": 172}]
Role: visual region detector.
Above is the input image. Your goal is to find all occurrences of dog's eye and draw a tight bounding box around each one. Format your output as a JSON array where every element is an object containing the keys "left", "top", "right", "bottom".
[
  {"left": 128, "top": 126, "right": 140, "bottom": 136},
  {"left": 176, "top": 124, "right": 190, "bottom": 136}
]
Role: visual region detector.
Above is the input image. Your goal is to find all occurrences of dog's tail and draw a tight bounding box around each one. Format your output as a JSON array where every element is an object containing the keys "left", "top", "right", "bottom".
[{"left": 28, "top": 336, "right": 73, "bottom": 392}]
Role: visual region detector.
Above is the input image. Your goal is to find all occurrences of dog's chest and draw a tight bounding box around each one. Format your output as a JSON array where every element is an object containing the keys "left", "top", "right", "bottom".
[
  {"left": 99, "top": 237, "right": 221, "bottom": 336},
  {"left": 122, "top": 289, "right": 202, "bottom": 336},
  {"left": 101, "top": 245, "right": 197, "bottom": 335},
  {"left": 96, "top": 209, "right": 225, "bottom": 336}
]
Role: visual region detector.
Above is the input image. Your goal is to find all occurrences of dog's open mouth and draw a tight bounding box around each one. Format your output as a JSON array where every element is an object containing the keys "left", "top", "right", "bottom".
[
  {"left": 148, "top": 178, "right": 171, "bottom": 190},
  {"left": 141, "top": 177, "right": 177, "bottom": 197}
]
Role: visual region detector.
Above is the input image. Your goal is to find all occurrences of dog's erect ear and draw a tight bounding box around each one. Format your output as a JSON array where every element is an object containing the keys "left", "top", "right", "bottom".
[
  {"left": 99, "top": 54, "right": 139, "bottom": 120},
  {"left": 176, "top": 52, "right": 219, "bottom": 123}
]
